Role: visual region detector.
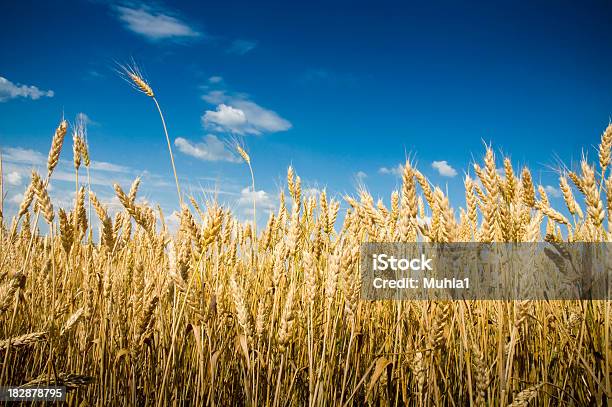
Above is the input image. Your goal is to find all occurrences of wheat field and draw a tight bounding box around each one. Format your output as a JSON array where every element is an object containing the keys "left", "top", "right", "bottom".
[{"left": 0, "top": 77, "right": 611, "bottom": 405}]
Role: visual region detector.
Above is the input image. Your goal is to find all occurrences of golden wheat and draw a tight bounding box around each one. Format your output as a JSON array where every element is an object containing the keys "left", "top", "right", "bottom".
[{"left": 1, "top": 119, "right": 611, "bottom": 406}]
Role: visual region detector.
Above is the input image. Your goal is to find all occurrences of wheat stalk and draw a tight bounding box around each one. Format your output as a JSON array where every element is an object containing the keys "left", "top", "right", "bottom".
[
  {"left": 47, "top": 120, "right": 68, "bottom": 177},
  {"left": 120, "top": 63, "right": 182, "bottom": 206}
]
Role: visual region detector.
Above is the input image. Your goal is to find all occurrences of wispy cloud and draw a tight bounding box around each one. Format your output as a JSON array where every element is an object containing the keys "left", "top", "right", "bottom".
[
  {"left": 2, "top": 147, "right": 46, "bottom": 165},
  {"left": 1, "top": 144, "right": 172, "bottom": 202},
  {"left": 431, "top": 160, "right": 457, "bottom": 177},
  {"left": 76, "top": 112, "right": 98, "bottom": 127},
  {"left": 303, "top": 187, "right": 322, "bottom": 198},
  {"left": 227, "top": 39, "right": 258, "bottom": 55},
  {"left": 543, "top": 185, "right": 562, "bottom": 198},
  {"left": 9, "top": 193, "right": 24, "bottom": 205},
  {"left": 174, "top": 134, "right": 240, "bottom": 162},
  {"left": 236, "top": 187, "right": 277, "bottom": 218},
  {"left": 202, "top": 90, "right": 229, "bottom": 104},
  {"left": 202, "top": 88, "right": 291, "bottom": 136},
  {"left": 379, "top": 164, "right": 404, "bottom": 177},
  {"left": 87, "top": 70, "right": 103, "bottom": 78},
  {"left": 355, "top": 171, "right": 367, "bottom": 181},
  {"left": 6, "top": 171, "right": 23, "bottom": 186},
  {"left": 89, "top": 161, "right": 131, "bottom": 173},
  {"left": 2, "top": 147, "right": 129, "bottom": 174},
  {"left": 114, "top": 3, "right": 201, "bottom": 41},
  {"left": 208, "top": 76, "right": 223, "bottom": 84},
  {"left": 0, "top": 76, "right": 54, "bottom": 102}
]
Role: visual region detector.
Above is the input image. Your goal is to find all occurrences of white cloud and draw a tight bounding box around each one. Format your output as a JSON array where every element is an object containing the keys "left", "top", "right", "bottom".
[
  {"left": 6, "top": 171, "right": 22, "bottom": 186},
  {"left": 227, "top": 39, "right": 258, "bottom": 55},
  {"left": 3, "top": 147, "right": 46, "bottom": 165},
  {"left": 76, "top": 112, "right": 97, "bottom": 126},
  {"left": 431, "top": 160, "right": 457, "bottom": 177},
  {"left": 543, "top": 185, "right": 562, "bottom": 198},
  {"left": 202, "top": 98, "right": 291, "bottom": 135},
  {"left": 202, "top": 90, "right": 227, "bottom": 104},
  {"left": 0, "top": 76, "right": 54, "bottom": 102},
  {"left": 237, "top": 187, "right": 277, "bottom": 217},
  {"left": 114, "top": 4, "right": 201, "bottom": 40},
  {"left": 379, "top": 164, "right": 404, "bottom": 177},
  {"left": 1, "top": 143, "right": 173, "bottom": 204},
  {"left": 303, "top": 187, "right": 321, "bottom": 198},
  {"left": 9, "top": 193, "right": 24, "bottom": 205},
  {"left": 208, "top": 76, "right": 223, "bottom": 84},
  {"left": 201, "top": 80, "right": 291, "bottom": 136},
  {"left": 355, "top": 171, "right": 367, "bottom": 181},
  {"left": 203, "top": 104, "right": 248, "bottom": 133},
  {"left": 231, "top": 99, "right": 292, "bottom": 134},
  {"left": 3, "top": 146, "right": 129, "bottom": 174},
  {"left": 1, "top": 144, "right": 176, "bottom": 226},
  {"left": 174, "top": 134, "right": 240, "bottom": 162},
  {"left": 88, "top": 161, "right": 130, "bottom": 173},
  {"left": 165, "top": 211, "right": 181, "bottom": 233}
]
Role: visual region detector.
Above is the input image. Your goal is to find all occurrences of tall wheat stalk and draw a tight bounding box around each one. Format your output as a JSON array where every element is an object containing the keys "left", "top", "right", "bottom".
[
  {"left": 120, "top": 63, "right": 183, "bottom": 206},
  {"left": 236, "top": 143, "right": 257, "bottom": 236}
]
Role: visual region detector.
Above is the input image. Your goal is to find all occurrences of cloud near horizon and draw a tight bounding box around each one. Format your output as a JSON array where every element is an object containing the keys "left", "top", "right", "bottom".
[
  {"left": 236, "top": 186, "right": 277, "bottom": 220},
  {"left": 0, "top": 146, "right": 171, "bottom": 200},
  {"left": 2, "top": 146, "right": 130, "bottom": 174},
  {"left": 0, "top": 76, "right": 54, "bottom": 102}
]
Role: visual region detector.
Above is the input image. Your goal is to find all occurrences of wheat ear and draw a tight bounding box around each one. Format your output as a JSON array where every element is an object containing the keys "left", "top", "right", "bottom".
[{"left": 121, "top": 64, "right": 182, "bottom": 206}]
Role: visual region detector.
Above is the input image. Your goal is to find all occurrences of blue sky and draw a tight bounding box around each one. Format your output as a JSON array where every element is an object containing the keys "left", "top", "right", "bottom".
[{"left": 1, "top": 0, "right": 612, "bottom": 225}]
